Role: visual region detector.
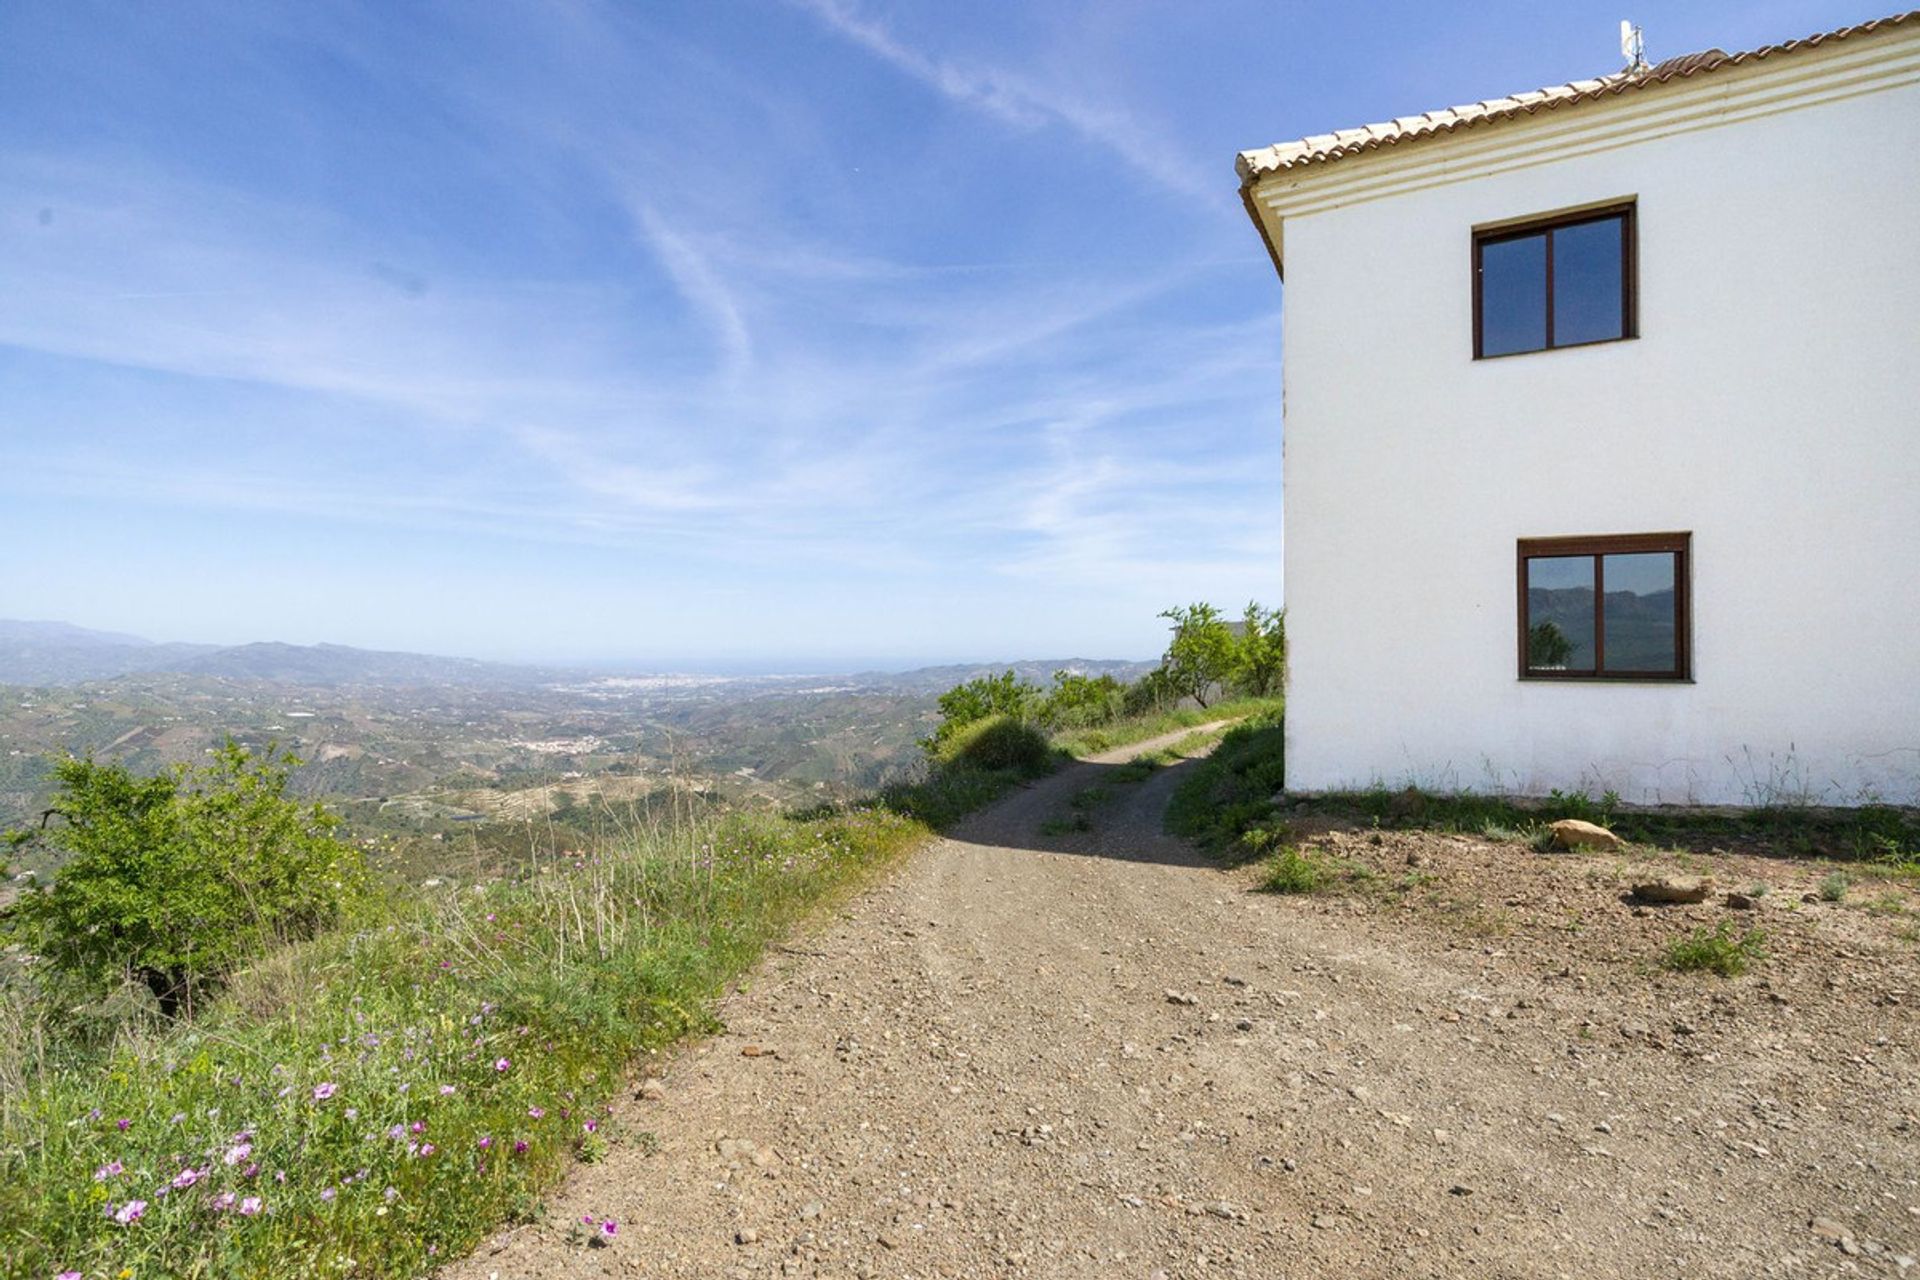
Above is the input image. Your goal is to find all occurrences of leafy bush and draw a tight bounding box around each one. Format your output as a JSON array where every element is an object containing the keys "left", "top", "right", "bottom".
[
  {"left": 8, "top": 744, "right": 366, "bottom": 1018},
  {"left": 1259, "top": 845, "right": 1331, "bottom": 894},
  {"left": 1664, "top": 923, "right": 1767, "bottom": 976},
  {"left": 924, "top": 671, "right": 1039, "bottom": 753},
  {"left": 932, "top": 714, "right": 1055, "bottom": 775},
  {"left": 1121, "top": 667, "right": 1179, "bottom": 718},
  {"left": 1233, "top": 603, "right": 1286, "bottom": 698},
  {"left": 1034, "top": 671, "right": 1126, "bottom": 730},
  {"left": 1818, "top": 871, "right": 1852, "bottom": 902}
]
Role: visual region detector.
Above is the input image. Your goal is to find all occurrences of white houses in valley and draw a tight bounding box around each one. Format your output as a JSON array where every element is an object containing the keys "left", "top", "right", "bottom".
[{"left": 1238, "top": 13, "right": 1920, "bottom": 806}]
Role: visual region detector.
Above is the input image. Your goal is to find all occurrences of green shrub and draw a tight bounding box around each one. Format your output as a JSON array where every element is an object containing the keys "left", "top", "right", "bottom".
[
  {"left": 1818, "top": 871, "right": 1852, "bottom": 902},
  {"left": 1034, "top": 671, "right": 1126, "bottom": 730},
  {"left": 1664, "top": 922, "right": 1767, "bottom": 976},
  {"left": 924, "top": 671, "right": 1039, "bottom": 753},
  {"left": 933, "top": 714, "right": 1054, "bottom": 775},
  {"left": 1259, "top": 846, "right": 1329, "bottom": 894},
  {"left": 8, "top": 743, "right": 366, "bottom": 1018}
]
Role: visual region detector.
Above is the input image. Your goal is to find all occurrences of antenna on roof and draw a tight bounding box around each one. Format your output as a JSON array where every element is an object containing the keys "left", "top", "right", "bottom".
[{"left": 1620, "top": 20, "right": 1649, "bottom": 74}]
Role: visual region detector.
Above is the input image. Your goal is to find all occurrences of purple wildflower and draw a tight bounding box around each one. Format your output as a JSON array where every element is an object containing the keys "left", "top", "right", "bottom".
[
  {"left": 527, "top": 1106, "right": 545, "bottom": 1120},
  {"left": 494, "top": 1057, "right": 511, "bottom": 1073},
  {"left": 114, "top": 1199, "right": 148, "bottom": 1225},
  {"left": 477, "top": 1135, "right": 493, "bottom": 1149},
  {"left": 223, "top": 1142, "right": 252, "bottom": 1166},
  {"left": 313, "top": 1082, "right": 337, "bottom": 1101},
  {"left": 94, "top": 1160, "right": 124, "bottom": 1180},
  {"left": 239, "top": 1196, "right": 263, "bottom": 1216},
  {"left": 601, "top": 1220, "right": 618, "bottom": 1237},
  {"left": 171, "top": 1166, "right": 205, "bottom": 1191}
]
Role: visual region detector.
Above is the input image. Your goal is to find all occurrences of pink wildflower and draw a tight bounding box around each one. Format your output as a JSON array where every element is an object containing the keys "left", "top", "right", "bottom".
[
  {"left": 313, "top": 1082, "right": 337, "bottom": 1101},
  {"left": 94, "top": 1160, "right": 124, "bottom": 1180},
  {"left": 239, "top": 1196, "right": 263, "bottom": 1216},
  {"left": 494, "top": 1057, "right": 511, "bottom": 1073},
  {"left": 114, "top": 1199, "right": 148, "bottom": 1225}
]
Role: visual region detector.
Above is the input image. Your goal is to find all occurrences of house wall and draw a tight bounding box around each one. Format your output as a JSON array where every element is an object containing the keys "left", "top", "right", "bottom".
[{"left": 1273, "top": 47, "right": 1920, "bottom": 804}]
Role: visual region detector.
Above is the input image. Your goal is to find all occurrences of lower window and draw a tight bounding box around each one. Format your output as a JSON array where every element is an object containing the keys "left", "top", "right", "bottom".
[{"left": 1517, "top": 532, "right": 1690, "bottom": 680}]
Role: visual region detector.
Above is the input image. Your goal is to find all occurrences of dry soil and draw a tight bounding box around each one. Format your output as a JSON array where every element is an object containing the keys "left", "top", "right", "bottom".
[{"left": 445, "top": 727, "right": 1920, "bottom": 1280}]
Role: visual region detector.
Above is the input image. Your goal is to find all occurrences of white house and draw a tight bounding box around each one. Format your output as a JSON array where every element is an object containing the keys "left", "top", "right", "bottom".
[{"left": 1238, "top": 12, "right": 1920, "bottom": 807}]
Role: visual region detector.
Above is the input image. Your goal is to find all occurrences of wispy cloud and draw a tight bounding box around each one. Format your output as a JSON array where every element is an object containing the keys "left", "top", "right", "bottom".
[
  {"left": 626, "top": 202, "right": 755, "bottom": 380},
  {"left": 0, "top": 1, "right": 1281, "bottom": 660},
  {"left": 785, "top": 0, "right": 1212, "bottom": 201}
]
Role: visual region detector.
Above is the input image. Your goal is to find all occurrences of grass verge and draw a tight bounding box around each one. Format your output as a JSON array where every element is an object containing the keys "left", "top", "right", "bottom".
[
  {"left": 1164, "top": 711, "right": 1286, "bottom": 857},
  {"left": 1052, "top": 697, "right": 1281, "bottom": 760},
  {"left": 0, "top": 756, "right": 1050, "bottom": 1280}
]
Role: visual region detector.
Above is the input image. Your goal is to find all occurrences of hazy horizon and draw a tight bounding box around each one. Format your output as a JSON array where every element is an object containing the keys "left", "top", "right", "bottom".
[{"left": 0, "top": 615, "right": 1158, "bottom": 677}]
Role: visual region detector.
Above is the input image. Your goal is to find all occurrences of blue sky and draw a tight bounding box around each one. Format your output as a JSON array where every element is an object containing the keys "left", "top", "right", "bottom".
[{"left": 0, "top": 0, "right": 1871, "bottom": 669}]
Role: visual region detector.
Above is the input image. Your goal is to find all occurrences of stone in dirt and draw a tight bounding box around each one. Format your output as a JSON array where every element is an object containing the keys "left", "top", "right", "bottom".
[
  {"left": 1165, "top": 990, "right": 1199, "bottom": 1006},
  {"left": 1548, "top": 819, "right": 1623, "bottom": 851},
  {"left": 636, "top": 1078, "right": 667, "bottom": 1101},
  {"left": 1632, "top": 877, "right": 1713, "bottom": 904},
  {"left": 1387, "top": 786, "right": 1427, "bottom": 822},
  {"left": 1724, "top": 891, "right": 1757, "bottom": 910}
]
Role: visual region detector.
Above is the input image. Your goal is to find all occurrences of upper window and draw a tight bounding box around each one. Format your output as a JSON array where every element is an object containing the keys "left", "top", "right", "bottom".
[
  {"left": 1518, "top": 532, "right": 1690, "bottom": 681},
  {"left": 1474, "top": 204, "right": 1636, "bottom": 358}
]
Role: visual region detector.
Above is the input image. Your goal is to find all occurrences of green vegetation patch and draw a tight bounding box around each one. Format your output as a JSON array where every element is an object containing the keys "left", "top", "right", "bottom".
[
  {"left": 1258, "top": 844, "right": 1332, "bottom": 895},
  {"left": 1164, "top": 712, "right": 1286, "bottom": 858},
  {"left": 0, "top": 721, "right": 1054, "bottom": 1280},
  {"left": 1664, "top": 922, "right": 1768, "bottom": 977},
  {"left": 0, "top": 802, "right": 925, "bottom": 1280}
]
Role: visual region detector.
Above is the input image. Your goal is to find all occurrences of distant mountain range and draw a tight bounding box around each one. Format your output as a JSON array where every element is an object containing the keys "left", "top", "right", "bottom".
[
  {"left": 0, "top": 621, "right": 1156, "bottom": 692},
  {"left": 0, "top": 620, "right": 553, "bottom": 688}
]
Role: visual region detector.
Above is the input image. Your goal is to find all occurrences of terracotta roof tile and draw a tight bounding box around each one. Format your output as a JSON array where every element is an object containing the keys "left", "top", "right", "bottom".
[{"left": 1236, "top": 10, "right": 1920, "bottom": 184}]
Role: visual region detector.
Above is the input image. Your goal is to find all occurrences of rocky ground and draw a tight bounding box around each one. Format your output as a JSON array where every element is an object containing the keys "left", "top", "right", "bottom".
[{"left": 444, "top": 729, "right": 1920, "bottom": 1280}]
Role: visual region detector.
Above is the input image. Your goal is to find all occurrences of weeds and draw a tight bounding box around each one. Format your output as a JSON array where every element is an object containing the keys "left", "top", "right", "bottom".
[
  {"left": 1818, "top": 871, "right": 1852, "bottom": 903},
  {"left": 1664, "top": 923, "right": 1768, "bottom": 976},
  {"left": 1164, "top": 713, "right": 1285, "bottom": 853},
  {"left": 1258, "top": 846, "right": 1331, "bottom": 895},
  {"left": 1052, "top": 697, "right": 1282, "bottom": 759},
  {"left": 0, "top": 733, "right": 1049, "bottom": 1280}
]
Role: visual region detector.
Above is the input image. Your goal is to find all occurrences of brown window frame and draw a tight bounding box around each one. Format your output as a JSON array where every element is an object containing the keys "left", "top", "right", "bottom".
[
  {"left": 1516, "top": 532, "right": 1691, "bottom": 682},
  {"left": 1473, "top": 203, "right": 1638, "bottom": 360}
]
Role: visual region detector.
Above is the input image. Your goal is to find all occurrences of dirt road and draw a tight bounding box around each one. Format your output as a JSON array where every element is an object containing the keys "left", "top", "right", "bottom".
[{"left": 448, "top": 728, "right": 1918, "bottom": 1280}]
